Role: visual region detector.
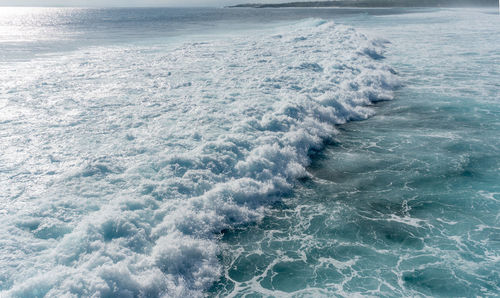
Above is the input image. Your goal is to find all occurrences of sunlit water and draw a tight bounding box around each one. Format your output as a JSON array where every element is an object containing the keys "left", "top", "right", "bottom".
[{"left": 0, "top": 7, "right": 499, "bottom": 297}]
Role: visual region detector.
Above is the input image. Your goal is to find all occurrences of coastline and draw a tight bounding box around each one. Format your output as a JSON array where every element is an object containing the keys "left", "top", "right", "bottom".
[{"left": 227, "top": 0, "right": 498, "bottom": 8}]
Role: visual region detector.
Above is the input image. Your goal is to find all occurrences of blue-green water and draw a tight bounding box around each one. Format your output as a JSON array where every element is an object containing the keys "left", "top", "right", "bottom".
[
  {"left": 0, "top": 7, "right": 499, "bottom": 297},
  {"left": 212, "top": 9, "right": 500, "bottom": 297}
]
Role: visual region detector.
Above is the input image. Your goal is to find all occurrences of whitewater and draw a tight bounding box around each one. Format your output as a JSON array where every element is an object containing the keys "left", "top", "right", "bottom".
[
  {"left": 2, "top": 7, "right": 500, "bottom": 297},
  {"left": 212, "top": 8, "right": 500, "bottom": 297},
  {"left": 0, "top": 10, "right": 397, "bottom": 297}
]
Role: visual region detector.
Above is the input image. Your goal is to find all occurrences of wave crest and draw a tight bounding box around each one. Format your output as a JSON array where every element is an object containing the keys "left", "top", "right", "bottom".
[{"left": 2, "top": 19, "right": 398, "bottom": 297}]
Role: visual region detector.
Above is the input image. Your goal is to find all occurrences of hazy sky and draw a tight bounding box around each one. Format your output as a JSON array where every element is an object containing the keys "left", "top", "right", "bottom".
[
  {"left": 0, "top": 0, "right": 269, "bottom": 6},
  {"left": 1, "top": 0, "right": 495, "bottom": 7}
]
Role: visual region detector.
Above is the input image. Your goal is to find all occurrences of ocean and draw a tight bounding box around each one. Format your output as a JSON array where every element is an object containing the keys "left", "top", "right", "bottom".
[{"left": 0, "top": 7, "right": 499, "bottom": 297}]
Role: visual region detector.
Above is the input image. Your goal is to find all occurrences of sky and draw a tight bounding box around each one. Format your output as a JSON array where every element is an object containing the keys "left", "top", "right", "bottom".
[
  {"left": 0, "top": 0, "right": 255, "bottom": 6},
  {"left": 0, "top": 0, "right": 496, "bottom": 7}
]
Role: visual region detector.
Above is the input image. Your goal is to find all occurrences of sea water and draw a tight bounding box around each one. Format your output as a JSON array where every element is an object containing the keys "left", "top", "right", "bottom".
[
  {"left": 0, "top": 7, "right": 498, "bottom": 297},
  {"left": 212, "top": 8, "right": 500, "bottom": 297}
]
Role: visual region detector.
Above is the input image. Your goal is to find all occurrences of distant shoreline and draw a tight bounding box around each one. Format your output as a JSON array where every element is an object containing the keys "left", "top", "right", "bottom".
[{"left": 228, "top": 0, "right": 498, "bottom": 8}]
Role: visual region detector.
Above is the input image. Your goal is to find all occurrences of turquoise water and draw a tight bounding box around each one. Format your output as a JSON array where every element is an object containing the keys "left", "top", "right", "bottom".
[
  {"left": 0, "top": 7, "right": 499, "bottom": 297},
  {"left": 212, "top": 9, "right": 500, "bottom": 297}
]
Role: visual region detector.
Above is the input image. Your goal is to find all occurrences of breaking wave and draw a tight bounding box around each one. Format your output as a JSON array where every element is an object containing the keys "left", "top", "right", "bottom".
[{"left": 0, "top": 19, "right": 397, "bottom": 297}]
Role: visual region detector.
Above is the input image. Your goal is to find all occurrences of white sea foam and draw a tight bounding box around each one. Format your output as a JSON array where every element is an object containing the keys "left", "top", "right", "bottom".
[{"left": 0, "top": 19, "right": 397, "bottom": 296}]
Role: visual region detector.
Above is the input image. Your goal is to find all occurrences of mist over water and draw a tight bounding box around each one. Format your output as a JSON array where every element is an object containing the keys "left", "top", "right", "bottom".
[{"left": 0, "top": 7, "right": 499, "bottom": 297}]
